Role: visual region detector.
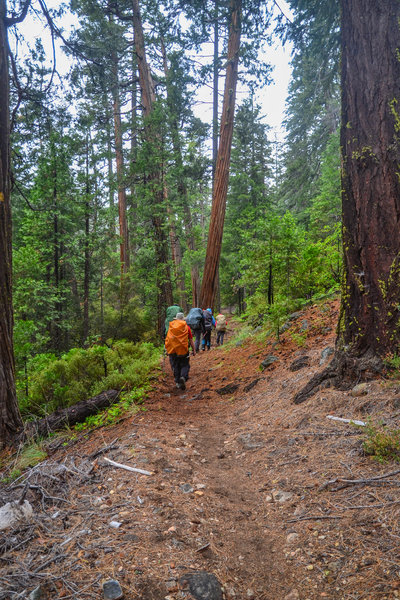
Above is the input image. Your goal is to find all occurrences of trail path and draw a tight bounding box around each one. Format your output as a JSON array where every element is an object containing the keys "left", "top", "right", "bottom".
[{"left": 2, "top": 299, "right": 400, "bottom": 599}]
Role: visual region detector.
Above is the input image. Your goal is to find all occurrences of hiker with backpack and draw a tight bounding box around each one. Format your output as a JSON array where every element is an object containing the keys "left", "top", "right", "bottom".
[
  {"left": 164, "top": 305, "right": 182, "bottom": 337},
  {"left": 165, "top": 312, "right": 196, "bottom": 390},
  {"left": 201, "top": 308, "right": 216, "bottom": 351},
  {"left": 215, "top": 312, "right": 228, "bottom": 345},
  {"left": 185, "top": 307, "right": 205, "bottom": 352}
]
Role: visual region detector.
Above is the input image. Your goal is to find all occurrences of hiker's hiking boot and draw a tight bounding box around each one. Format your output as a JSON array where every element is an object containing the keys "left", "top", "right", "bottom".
[{"left": 179, "top": 376, "right": 186, "bottom": 390}]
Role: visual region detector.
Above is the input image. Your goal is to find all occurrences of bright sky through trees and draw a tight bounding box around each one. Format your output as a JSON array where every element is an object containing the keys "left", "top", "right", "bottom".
[{"left": 11, "top": 0, "right": 292, "bottom": 140}]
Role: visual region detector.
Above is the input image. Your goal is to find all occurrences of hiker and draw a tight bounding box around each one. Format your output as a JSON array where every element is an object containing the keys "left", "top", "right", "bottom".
[
  {"left": 215, "top": 312, "right": 228, "bottom": 345},
  {"left": 164, "top": 305, "right": 182, "bottom": 337},
  {"left": 201, "top": 308, "right": 216, "bottom": 351},
  {"left": 185, "top": 307, "right": 205, "bottom": 352},
  {"left": 165, "top": 312, "right": 196, "bottom": 390}
]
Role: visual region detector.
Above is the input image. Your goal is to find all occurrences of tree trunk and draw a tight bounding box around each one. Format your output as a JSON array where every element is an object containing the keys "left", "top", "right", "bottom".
[
  {"left": 24, "top": 390, "right": 120, "bottom": 439},
  {"left": 132, "top": 0, "right": 173, "bottom": 335},
  {"left": 83, "top": 136, "right": 90, "bottom": 344},
  {"left": 0, "top": 1, "right": 23, "bottom": 445},
  {"left": 294, "top": 0, "right": 400, "bottom": 404},
  {"left": 199, "top": 0, "right": 242, "bottom": 309},
  {"left": 212, "top": 0, "right": 219, "bottom": 191},
  {"left": 111, "top": 48, "right": 130, "bottom": 274},
  {"left": 339, "top": 0, "right": 400, "bottom": 358}
]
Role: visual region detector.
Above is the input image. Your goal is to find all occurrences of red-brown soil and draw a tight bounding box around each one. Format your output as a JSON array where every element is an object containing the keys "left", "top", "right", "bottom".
[{"left": 2, "top": 298, "right": 400, "bottom": 600}]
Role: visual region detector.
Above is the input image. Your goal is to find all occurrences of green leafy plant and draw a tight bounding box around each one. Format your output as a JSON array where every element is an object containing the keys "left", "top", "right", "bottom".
[
  {"left": 291, "top": 331, "right": 307, "bottom": 347},
  {"left": 19, "top": 341, "right": 161, "bottom": 417},
  {"left": 362, "top": 421, "right": 400, "bottom": 463}
]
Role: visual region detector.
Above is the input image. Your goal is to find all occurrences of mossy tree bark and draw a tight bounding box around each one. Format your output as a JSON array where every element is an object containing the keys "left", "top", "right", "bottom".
[{"left": 294, "top": 0, "right": 400, "bottom": 404}]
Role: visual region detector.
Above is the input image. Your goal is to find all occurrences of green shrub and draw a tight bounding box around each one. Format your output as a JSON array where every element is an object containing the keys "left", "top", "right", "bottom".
[
  {"left": 19, "top": 340, "right": 161, "bottom": 417},
  {"left": 362, "top": 421, "right": 400, "bottom": 463}
]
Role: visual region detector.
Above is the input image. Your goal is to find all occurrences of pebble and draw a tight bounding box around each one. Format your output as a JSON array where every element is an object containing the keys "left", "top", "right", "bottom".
[
  {"left": 350, "top": 382, "right": 369, "bottom": 397},
  {"left": 286, "top": 533, "right": 299, "bottom": 544},
  {"left": 102, "top": 580, "right": 123, "bottom": 600},
  {"left": 284, "top": 591, "right": 299, "bottom": 600},
  {"left": 29, "top": 587, "right": 43, "bottom": 600},
  {"left": 180, "top": 483, "right": 194, "bottom": 494},
  {"left": 109, "top": 520, "right": 122, "bottom": 528}
]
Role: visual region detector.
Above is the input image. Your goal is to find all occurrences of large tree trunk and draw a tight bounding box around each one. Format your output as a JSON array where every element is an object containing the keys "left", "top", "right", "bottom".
[
  {"left": 294, "top": 0, "right": 400, "bottom": 404},
  {"left": 339, "top": 0, "right": 400, "bottom": 356},
  {"left": 199, "top": 0, "right": 242, "bottom": 309},
  {"left": 0, "top": 1, "right": 23, "bottom": 445},
  {"left": 132, "top": 0, "right": 173, "bottom": 335}
]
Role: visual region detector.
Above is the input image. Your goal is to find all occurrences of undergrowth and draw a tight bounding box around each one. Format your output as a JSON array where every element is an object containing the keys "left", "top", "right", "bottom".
[
  {"left": 18, "top": 340, "right": 161, "bottom": 418},
  {"left": 362, "top": 421, "right": 400, "bottom": 463}
]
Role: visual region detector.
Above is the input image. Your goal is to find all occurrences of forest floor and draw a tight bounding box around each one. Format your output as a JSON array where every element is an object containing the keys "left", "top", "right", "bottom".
[{"left": 2, "top": 297, "right": 400, "bottom": 600}]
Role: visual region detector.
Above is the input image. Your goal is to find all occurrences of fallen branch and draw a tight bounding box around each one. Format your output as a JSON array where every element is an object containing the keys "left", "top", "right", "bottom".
[
  {"left": 287, "top": 515, "right": 343, "bottom": 523},
  {"left": 103, "top": 456, "right": 153, "bottom": 476},
  {"left": 337, "top": 499, "right": 400, "bottom": 510},
  {"left": 326, "top": 415, "right": 366, "bottom": 427},
  {"left": 318, "top": 469, "right": 400, "bottom": 492}
]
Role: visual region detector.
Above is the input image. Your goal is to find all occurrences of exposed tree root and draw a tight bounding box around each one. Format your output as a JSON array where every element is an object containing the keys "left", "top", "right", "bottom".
[{"left": 293, "top": 350, "right": 384, "bottom": 405}]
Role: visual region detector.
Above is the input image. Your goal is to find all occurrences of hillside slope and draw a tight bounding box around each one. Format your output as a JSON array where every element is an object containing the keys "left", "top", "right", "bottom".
[{"left": 2, "top": 298, "right": 400, "bottom": 600}]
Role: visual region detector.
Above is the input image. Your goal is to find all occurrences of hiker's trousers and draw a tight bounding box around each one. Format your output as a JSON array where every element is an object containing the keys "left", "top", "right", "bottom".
[
  {"left": 216, "top": 330, "right": 225, "bottom": 345},
  {"left": 169, "top": 353, "right": 190, "bottom": 383},
  {"left": 202, "top": 329, "right": 212, "bottom": 349},
  {"left": 192, "top": 328, "right": 203, "bottom": 352}
]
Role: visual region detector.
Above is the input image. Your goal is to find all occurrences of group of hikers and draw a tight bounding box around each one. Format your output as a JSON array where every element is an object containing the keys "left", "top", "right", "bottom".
[{"left": 164, "top": 306, "right": 228, "bottom": 390}]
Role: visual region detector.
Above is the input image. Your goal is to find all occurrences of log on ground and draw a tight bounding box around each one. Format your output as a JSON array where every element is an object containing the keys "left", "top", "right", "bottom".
[{"left": 24, "top": 390, "right": 120, "bottom": 439}]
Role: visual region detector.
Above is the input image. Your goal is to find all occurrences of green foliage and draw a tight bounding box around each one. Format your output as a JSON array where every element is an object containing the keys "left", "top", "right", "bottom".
[
  {"left": 18, "top": 341, "right": 161, "bottom": 417},
  {"left": 362, "top": 421, "right": 400, "bottom": 463}
]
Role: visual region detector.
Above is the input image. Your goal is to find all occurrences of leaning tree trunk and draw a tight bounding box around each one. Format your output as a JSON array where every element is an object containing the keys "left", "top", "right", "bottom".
[
  {"left": 294, "top": 0, "right": 400, "bottom": 404},
  {"left": 199, "top": 0, "right": 241, "bottom": 310},
  {"left": 0, "top": 1, "right": 23, "bottom": 445}
]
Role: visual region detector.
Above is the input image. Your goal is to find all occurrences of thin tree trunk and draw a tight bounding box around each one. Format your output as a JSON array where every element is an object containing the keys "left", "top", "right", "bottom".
[
  {"left": 200, "top": 0, "right": 242, "bottom": 309},
  {"left": 130, "top": 51, "right": 138, "bottom": 255},
  {"left": 212, "top": 0, "right": 219, "bottom": 191},
  {"left": 0, "top": 1, "right": 22, "bottom": 444},
  {"left": 132, "top": 0, "right": 173, "bottom": 335},
  {"left": 110, "top": 43, "right": 129, "bottom": 274},
  {"left": 83, "top": 136, "right": 90, "bottom": 343}
]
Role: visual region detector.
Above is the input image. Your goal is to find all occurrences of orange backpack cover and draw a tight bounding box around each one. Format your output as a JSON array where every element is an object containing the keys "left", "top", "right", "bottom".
[{"left": 165, "top": 319, "right": 189, "bottom": 356}]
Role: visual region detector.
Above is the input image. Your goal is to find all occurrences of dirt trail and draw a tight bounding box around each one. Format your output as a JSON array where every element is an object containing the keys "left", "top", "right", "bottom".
[{"left": 2, "top": 299, "right": 400, "bottom": 600}]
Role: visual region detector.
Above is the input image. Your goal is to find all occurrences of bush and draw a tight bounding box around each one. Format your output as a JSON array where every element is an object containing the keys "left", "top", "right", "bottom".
[
  {"left": 18, "top": 340, "right": 161, "bottom": 417},
  {"left": 362, "top": 421, "right": 400, "bottom": 463}
]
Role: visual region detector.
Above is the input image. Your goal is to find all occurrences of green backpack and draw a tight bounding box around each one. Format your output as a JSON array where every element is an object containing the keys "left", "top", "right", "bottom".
[{"left": 164, "top": 305, "right": 182, "bottom": 335}]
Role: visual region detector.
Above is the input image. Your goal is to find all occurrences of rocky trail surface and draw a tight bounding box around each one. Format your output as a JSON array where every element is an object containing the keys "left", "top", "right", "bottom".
[{"left": 2, "top": 298, "right": 400, "bottom": 600}]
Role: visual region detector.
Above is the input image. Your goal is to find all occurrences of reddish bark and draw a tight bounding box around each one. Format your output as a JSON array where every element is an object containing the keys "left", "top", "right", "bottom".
[
  {"left": 0, "top": 1, "right": 23, "bottom": 445},
  {"left": 339, "top": 0, "right": 400, "bottom": 358},
  {"left": 200, "top": 0, "right": 242, "bottom": 309},
  {"left": 294, "top": 0, "right": 400, "bottom": 404}
]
